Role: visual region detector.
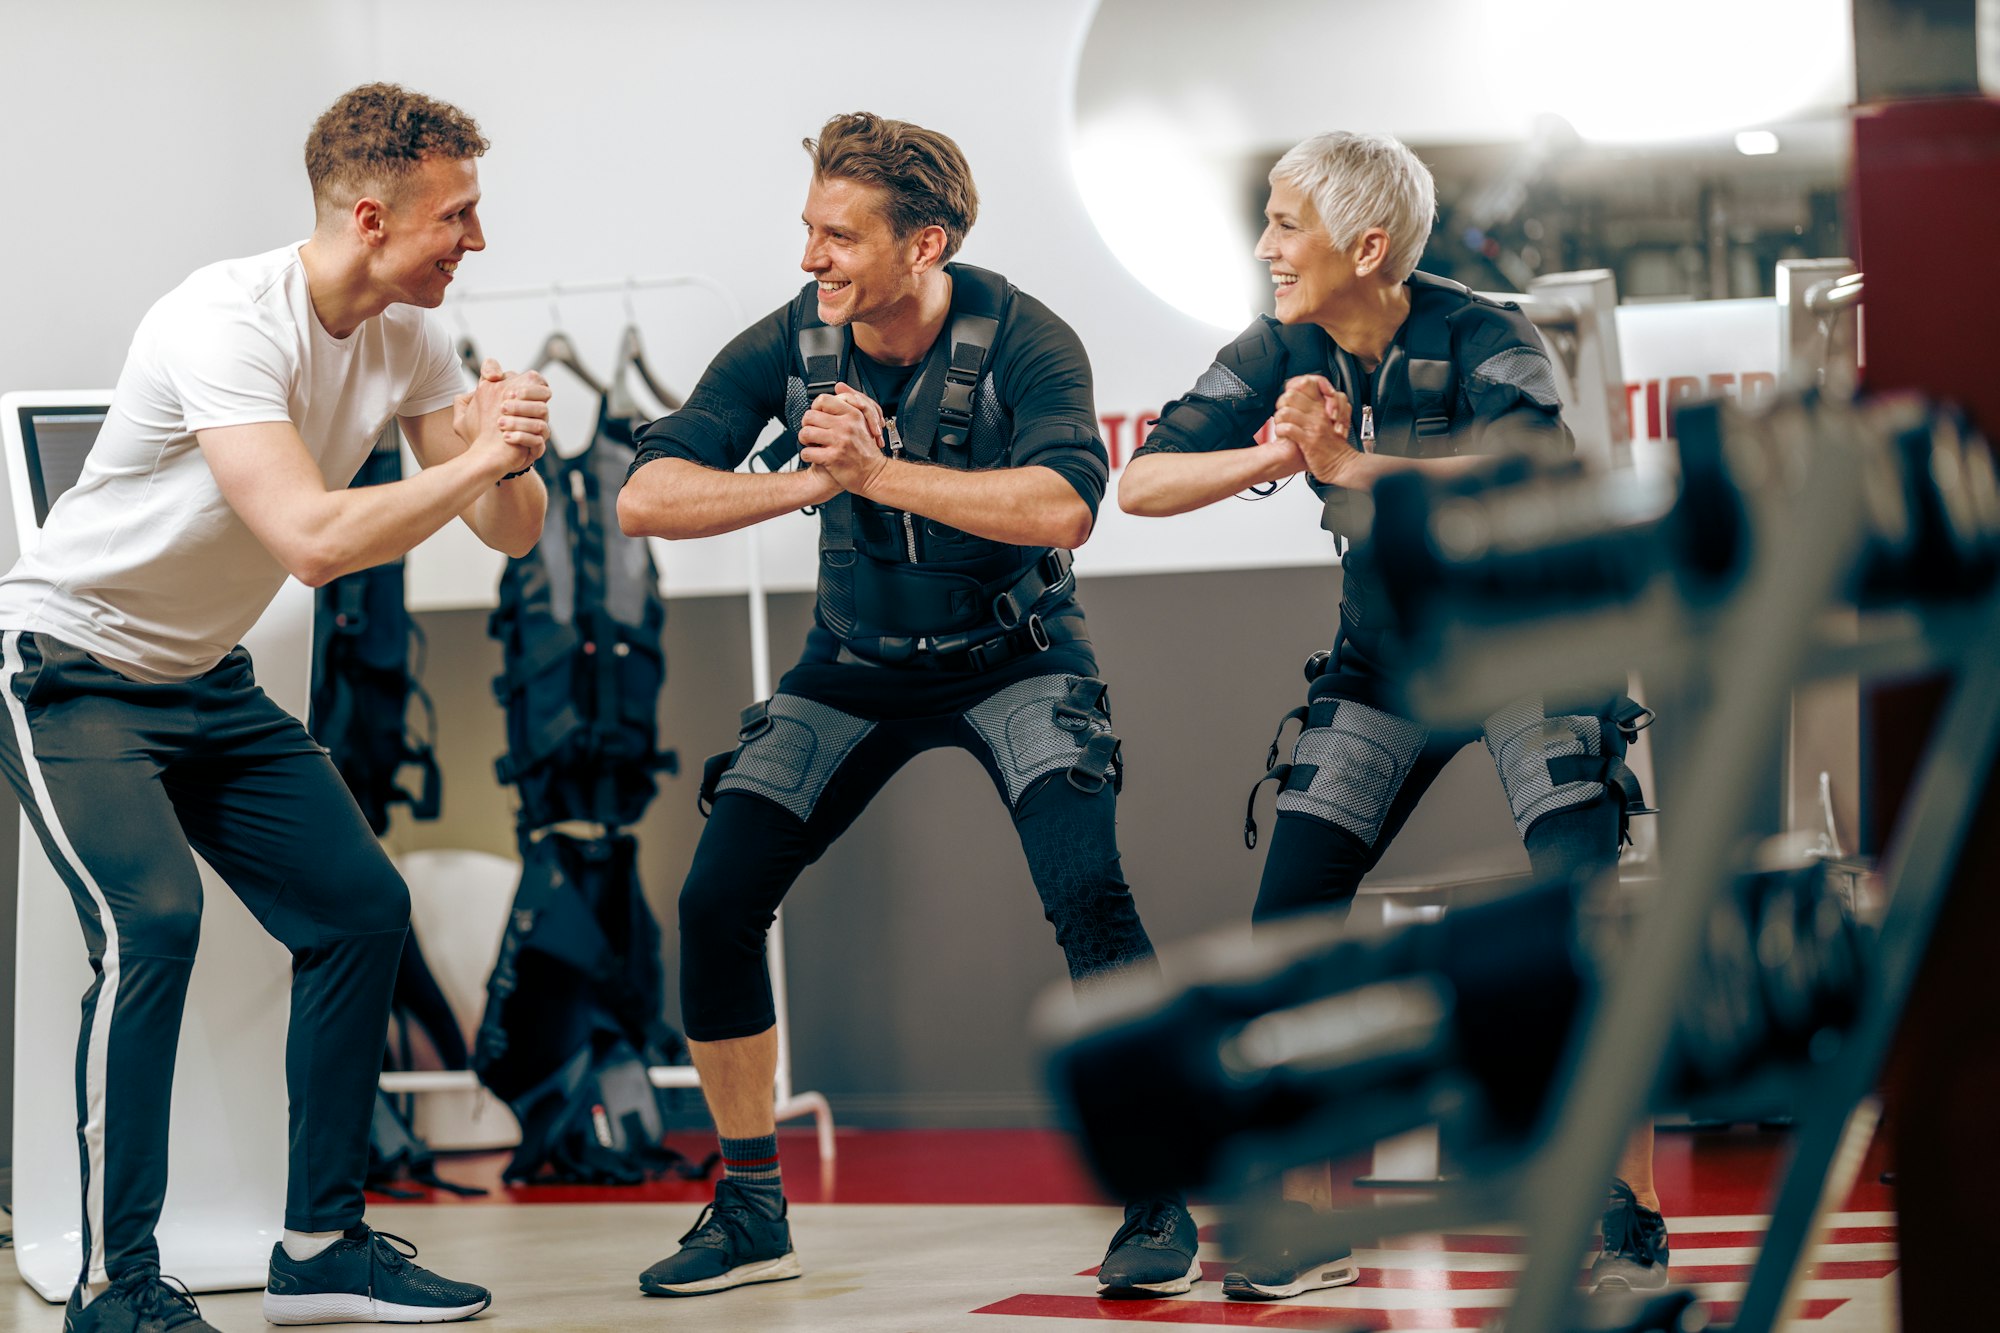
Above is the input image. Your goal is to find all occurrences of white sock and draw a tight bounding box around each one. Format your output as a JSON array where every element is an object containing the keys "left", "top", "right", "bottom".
[{"left": 282, "top": 1229, "right": 343, "bottom": 1262}]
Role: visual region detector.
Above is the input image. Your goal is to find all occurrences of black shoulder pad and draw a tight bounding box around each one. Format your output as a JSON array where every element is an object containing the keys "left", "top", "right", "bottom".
[
  {"left": 947, "top": 263, "right": 1010, "bottom": 320},
  {"left": 1450, "top": 296, "right": 1547, "bottom": 361},
  {"left": 1409, "top": 269, "right": 1519, "bottom": 312},
  {"left": 1266, "top": 317, "right": 1328, "bottom": 378}
]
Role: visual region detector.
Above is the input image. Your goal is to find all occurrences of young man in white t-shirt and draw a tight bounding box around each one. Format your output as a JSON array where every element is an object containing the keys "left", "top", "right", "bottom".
[{"left": 0, "top": 84, "right": 549, "bottom": 1332}]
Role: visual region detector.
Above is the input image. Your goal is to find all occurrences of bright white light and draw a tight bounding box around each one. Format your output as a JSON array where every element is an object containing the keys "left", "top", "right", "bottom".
[
  {"left": 1492, "top": 0, "right": 1851, "bottom": 143},
  {"left": 1735, "top": 130, "right": 1781, "bottom": 156},
  {"left": 1071, "top": 105, "right": 1256, "bottom": 331}
]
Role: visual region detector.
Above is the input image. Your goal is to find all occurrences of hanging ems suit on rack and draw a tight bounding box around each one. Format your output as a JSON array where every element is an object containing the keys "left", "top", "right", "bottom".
[
  {"left": 477, "top": 397, "right": 697, "bottom": 1185},
  {"left": 618, "top": 112, "right": 1189, "bottom": 1301}
]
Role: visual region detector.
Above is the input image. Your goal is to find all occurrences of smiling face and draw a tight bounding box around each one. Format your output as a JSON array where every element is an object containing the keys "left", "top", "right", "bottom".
[
  {"left": 1254, "top": 179, "right": 1364, "bottom": 328},
  {"left": 372, "top": 155, "right": 485, "bottom": 308},
  {"left": 799, "top": 174, "right": 929, "bottom": 330}
]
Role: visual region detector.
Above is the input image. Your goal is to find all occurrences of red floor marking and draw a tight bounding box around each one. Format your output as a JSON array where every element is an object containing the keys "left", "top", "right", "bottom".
[
  {"left": 1708, "top": 1299, "right": 1850, "bottom": 1321},
  {"left": 376, "top": 1127, "right": 1116, "bottom": 1206},
  {"left": 1372, "top": 1224, "right": 1896, "bottom": 1253},
  {"left": 975, "top": 1294, "right": 1852, "bottom": 1326},
  {"left": 1087, "top": 1256, "right": 1897, "bottom": 1288},
  {"left": 375, "top": 1123, "right": 1903, "bottom": 1213},
  {"left": 974, "top": 1296, "right": 1498, "bottom": 1327}
]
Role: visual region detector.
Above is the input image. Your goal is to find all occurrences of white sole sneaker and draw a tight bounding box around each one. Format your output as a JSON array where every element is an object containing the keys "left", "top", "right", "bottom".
[
  {"left": 1222, "top": 1257, "right": 1361, "bottom": 1301},
  {"left": 641, "top": 1251, "right": 803, "bottom": 1296},
  {"left": 1097, "top": 1252, "right": 1202, "bottom": 1297},
  {"left": 262, "top": 1292, "right": 492, "bottom": 1324}
]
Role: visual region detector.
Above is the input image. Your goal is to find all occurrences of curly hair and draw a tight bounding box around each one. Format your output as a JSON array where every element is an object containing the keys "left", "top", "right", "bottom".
[
  {"left": 803, "top": 112, "right": 979, "bottom": 262},
  {"left": 305, "top": 83, "right": 488, "bottom": 220}
]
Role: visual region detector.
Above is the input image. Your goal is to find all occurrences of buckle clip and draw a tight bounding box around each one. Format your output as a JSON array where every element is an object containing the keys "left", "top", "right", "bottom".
[{"left": 940, "top": 376, "right": 977, "bottom": 423}]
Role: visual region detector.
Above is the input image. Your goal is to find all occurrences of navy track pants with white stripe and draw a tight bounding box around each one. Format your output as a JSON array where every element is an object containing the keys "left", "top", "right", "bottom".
[{"left": 0, "top": 631, "right": 408, "bottom": 1289}]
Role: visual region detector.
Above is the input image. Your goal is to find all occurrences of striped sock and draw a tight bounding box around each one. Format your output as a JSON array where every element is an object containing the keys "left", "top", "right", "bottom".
[{"left": 719, "top": 1133, "right": 783, "bottom": 1208}]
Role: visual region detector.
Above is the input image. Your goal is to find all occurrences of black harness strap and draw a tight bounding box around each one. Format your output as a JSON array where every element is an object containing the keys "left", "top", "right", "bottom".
[
  {"left": 938, "top": 309, "right": 1000, "bottom": 451},
  {"left": 696, "top": 701, "right": 772, "bottom": 818},
  {"left": 1068, "top": 731, "right": 1121, "bottom": 795},
  {"left": 1244, "top": 763, "right": 1294, "bottom": 849},
  {"left": 1054, "top": 676, "right": 1110, "bottom": 734},
  {"left": 1264, "top": 704, "right": 1310, "bottom": 773},
  {"left": 992, "top": 548, "right": 1074, "bottom": 631}
]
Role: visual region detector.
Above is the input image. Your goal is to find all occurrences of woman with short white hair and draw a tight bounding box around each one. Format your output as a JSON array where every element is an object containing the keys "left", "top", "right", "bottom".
[{"left": 1121, "top": 129, "right": 1669, "bottom": 1302}]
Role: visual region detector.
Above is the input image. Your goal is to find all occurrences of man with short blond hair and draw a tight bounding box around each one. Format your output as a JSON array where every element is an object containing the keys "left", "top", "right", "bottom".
[{"left": 0, "top": 82, "right": 547, "bottom": 1330}]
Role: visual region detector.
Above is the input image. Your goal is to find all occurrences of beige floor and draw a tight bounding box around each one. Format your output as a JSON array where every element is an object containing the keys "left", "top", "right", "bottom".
[{"left": 1, "top": 1203, "right": 1902, "bottom": 1332}]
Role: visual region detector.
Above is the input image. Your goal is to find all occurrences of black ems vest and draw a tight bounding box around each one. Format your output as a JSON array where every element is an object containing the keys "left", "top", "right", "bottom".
[
  {"left": 491, "top": 406, "right": 678, "bottom": 832},
  {"left": 775, "top": 265, "right": 1078, "bottom": 668},
  {"left": 1277, "top": 272, "right": 1530, "bottom": 639}
]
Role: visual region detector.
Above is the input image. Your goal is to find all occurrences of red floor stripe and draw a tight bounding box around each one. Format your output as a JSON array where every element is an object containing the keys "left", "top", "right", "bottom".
[
  {"left": 381, "top": 1123, "right": 1900, "bottom": 1211},
  {"left": 1356, "top": 1259, "right": 1893, "bottom": 1288},
  {"left": 1709, "top": 1299, "right": 1850, "bottom": 1321},
  {"left": 975, "top": 1294, "right": 1851, "bottom": 1326},
  {"left": 1088, "top": 1258, "right": 1899, "bottom": 1290},
  {"left": 974, "top": 1296, "right": 1499, "bottom": 1327},
  {"left": 1372, "top": 1224, "right": 1896, "bottom": 1253}
]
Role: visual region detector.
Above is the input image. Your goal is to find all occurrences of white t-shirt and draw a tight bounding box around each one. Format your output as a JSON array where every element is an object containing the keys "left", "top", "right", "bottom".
[{"left": 0, "top": 242, "right": 464, "bottom": 681}]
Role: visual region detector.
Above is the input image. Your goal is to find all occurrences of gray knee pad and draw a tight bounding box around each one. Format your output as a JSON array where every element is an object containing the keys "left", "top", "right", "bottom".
[
  {"left": 1274, "top": 700, "right": 1430, "bottom": 844},
  {"left": 1483, "top": 696, "right": 1608, "bottom": 837},
  {"left": 966, "top": 674, "right": 1119, "bottom": 807},
  {"left": 713, "top": 694, "right": 875, "bottom": 822}
]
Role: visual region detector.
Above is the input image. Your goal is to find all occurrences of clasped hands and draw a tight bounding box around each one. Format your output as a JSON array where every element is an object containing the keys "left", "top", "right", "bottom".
[
  {"left": 1269, "top": 373, "right": 1365, "bottom": 488},
  {"left": 797, "top": 381, "right": 895, "bottom": 503},
  {"left": 455, "top": 358, "right": 553, "bottom": 479}
]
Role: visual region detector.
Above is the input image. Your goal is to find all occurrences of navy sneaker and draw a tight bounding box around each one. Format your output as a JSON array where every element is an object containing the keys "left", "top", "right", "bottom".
[
  {"left": 1096, "top": 1197, "right": 1201, "bottom": 1297},
  {"left": 639, "top": 1178, "right": 802, "bottom": 1297},
  {"left": 263, "top": 1226, "right": 491, "bottom": 1324},
  {"left": 1222, "top": 1199, "right": 1361, "bottom": 1300},
  {"left": 1589, "top": 1178, "right": 1671, "bottom": 1293},
  {"left": 64, "top": 1274, "right": 217, "bottom": 1332}
]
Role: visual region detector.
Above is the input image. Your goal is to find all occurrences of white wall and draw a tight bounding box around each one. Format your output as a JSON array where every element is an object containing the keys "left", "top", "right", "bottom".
[{"left": 0, "top": 0, "right": 1339, "bottom": 607}]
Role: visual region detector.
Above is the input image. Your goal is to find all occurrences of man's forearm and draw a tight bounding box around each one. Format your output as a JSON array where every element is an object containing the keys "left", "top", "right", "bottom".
[
  {"left": 618, "top": 455, "right": 832, "bottom": 539},
  {"left": 1120, "top": 448, "right": 1297, "bottom": 517},
  {"left": 857, "top": 459, "right": 1094, "bottom": 549},
  {"left": 464, "top": 470, "right": 549, "bottom": 558},
  {"left": 304, "top": 450, "right": 522, "bottom": 585}
]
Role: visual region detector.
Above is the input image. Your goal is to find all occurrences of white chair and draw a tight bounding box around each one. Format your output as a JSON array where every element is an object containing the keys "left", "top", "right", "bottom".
[{"left": 387, "top": 849, "right": 521, "bottom": 1150}]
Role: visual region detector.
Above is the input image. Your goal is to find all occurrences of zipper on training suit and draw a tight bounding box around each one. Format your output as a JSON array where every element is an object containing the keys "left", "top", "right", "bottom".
[{"left": 883, "top": 417, "right": 919, "bottom": 562}]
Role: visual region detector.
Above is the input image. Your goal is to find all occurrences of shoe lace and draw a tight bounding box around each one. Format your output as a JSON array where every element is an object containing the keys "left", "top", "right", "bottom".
[
  {"left": 1600, "top": 1180, "right": 1662, "bottom": 1260},
  {"left": 363, "top": 1229, "right": 422, "bottom": 1275},
  {"left": 677, "top": 1201, "right": 741, "bottom": 1250},
  {"left": 1106, "top": 1198, "right": 1181, "bottom": 1252},
  {"left": 117, "top": 1273, "right": 205, "bottom": 1328}
]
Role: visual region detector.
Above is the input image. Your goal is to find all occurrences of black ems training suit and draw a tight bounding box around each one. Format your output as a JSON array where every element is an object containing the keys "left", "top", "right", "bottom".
[
  {"left": 626, "top": 264, "right": 1156, "bottom": 1040},
  {"left": 1138, "top": 272, "right": 1649, "bottom": 924}
]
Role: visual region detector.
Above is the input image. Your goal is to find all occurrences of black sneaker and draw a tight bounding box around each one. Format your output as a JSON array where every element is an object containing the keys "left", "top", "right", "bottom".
[
  {"left": 1589, "top": 1178, "right": 1671, "bottom": 1293},
  {"left": 639, "top": 1178, "right": 802, "bottom": 1297},
  {"left": 1222, "top": 1200, "right": 1361, "bottom": 1301},
  {"left": 263, "top": 1226, "right": 491, "bottom": 1324},
  {"left": 1096, "top": 1197, "right": 1201, "bottom": 1297},
  {"left": 64, "top": 1274, "right": 218, "bottom": 1332}
]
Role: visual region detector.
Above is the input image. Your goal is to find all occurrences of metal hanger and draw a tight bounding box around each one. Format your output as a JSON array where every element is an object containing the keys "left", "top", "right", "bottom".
[
  {"left": 447, "top": 300, "right": 484, "bottom": 385},
  {"left": 529, "top": 286, "right": 608, "bottom": 397},
  {"left": 608, "top": 280, "right": 683, "bottom": 420}
]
